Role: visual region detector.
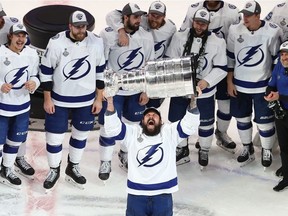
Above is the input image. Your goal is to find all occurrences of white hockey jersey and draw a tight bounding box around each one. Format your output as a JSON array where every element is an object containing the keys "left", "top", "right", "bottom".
[
  {"left": 105, "top": 10, "right": 176, "bottom": 59},
  {"left": 165, "top": 29, "right": 227, "bottom": 99},
  {"left": 227, "top": 21, "right": 283, "bottom": 94},
  {"left": 104, "top": 110, "right": 199, "bottom": 196},
  {"left": 265, "top": 1, "right": 288, "bottom": 41},
  {"left": 100, "top": 26, "right": 155, "bottom": 96},
  {"left": 0, "top": 45, "right": 40, "bottom": 117},
  {"left": 180, "top": 1, "right": 240, "bottom": 40},
  {"left": 40, "top": 31, "right": 106, "bottom": 108},
  {"left": 0, "top": 17, "right": 19, "bottom": 44}
]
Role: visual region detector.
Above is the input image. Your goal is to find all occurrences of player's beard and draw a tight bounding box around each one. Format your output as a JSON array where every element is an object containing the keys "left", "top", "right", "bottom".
[
  {"left": 206, "top": 1, "right": 222, "bottom": 9},
  {"left": 142, "top": 121, "right": 161, "bottom": 136},
  {"left": 71, "top": 31, "right": 86, "bottom": 41},
  {"left": 126, "top": 19, "right": 140, "bottom": 32},
  {"left": 193, "top": 27, "right": 209, "bottom": 38},
  {"left": 148, "top": 19, "right": 163, "bottom": 29}
]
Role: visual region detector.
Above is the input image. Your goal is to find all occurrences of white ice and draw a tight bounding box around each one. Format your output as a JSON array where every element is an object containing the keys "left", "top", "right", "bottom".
[{"left": 0, "top": 0, "right": 287, "bottom": 216}]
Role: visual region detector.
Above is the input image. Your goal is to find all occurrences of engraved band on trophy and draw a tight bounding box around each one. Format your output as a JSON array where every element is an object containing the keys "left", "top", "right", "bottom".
[{"left": 104, "top": 56, "right": 195, "bottom": 98}]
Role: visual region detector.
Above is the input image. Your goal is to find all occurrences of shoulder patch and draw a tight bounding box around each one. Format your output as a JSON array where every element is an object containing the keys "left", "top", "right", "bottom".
[
  {"left": 52, "top": 33, "right": 60, "bottom": 40},
  {"left": 168, "top": 19, "right": 175, "bottom": 26},
  {"left": 265, "top": 12, "right": 273, "bottom": 21},
  {"left": 105, "top": 27, "right": 113, "bottom": 32},
  {"left": 277, "top": 3, "right": 285, "bottom": 7},
  {"left": 10, "top": 17, "right": 19, "bottom": 23},
  {"left": 191, "top": 3, "right": 200, "bottom": 8},
  {"left": 269, "top": 22, "right": 278, "bottom": 29},
  {"left": 228, "top": 4, "right": 237, "bottom": 9}
]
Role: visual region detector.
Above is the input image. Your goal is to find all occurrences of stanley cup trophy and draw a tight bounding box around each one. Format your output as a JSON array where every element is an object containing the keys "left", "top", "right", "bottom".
[{"left": 104, "top": 56, "right": 197, "bottom": 98}]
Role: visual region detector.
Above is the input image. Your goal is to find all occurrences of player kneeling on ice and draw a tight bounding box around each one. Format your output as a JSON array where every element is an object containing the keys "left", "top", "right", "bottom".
[{"left": 103, "top": 88, "right": 200, "bottom": 215}]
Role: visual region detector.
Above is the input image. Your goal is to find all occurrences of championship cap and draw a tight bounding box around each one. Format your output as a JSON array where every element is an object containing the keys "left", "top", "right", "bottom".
[
  {"left": 280, "top": 41, "right": 288, "bottom": 52},
  {"left": 9, "top": 23, "right": 28, "bottom": 35},
  {"left": 0, "top": 2, "right": 6, "bottom": 17},
  {"left": 143, "top": 107, "right": 161, "bottom": 119},
  {"left": 193, "top": 8, "right": 210, "bottom": 24},
  {"left": 122, "top": 3, "right": 146, "bottom": 16},
  {"left": 69, "top": 10, "right": 88, "bottom": 26},
  {"left": 149, "top": 1, "right": 166, "bottom": 16},
  {"left": 240, "top": 1, "right": 261, "bottom": 16}
]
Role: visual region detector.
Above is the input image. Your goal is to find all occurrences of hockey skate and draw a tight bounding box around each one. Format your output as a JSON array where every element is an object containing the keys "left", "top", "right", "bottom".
[
  {"left": 65, "top": 158, "right": 86, "bottom": 190},
  {"left": 198, "top": 149, "right": 209, "bottom": 171},
  {"left": 176, "top": 145, "right": 190, "bottom": 165},
  {"left": 0, "top": 164, "right": 21, "bottom": 190},
  {"left": 43, "top": 166, "right": 60, "bottom": 193},
  {"left": 261, "top": 148, "right": 272, "bottom": 170},
  {"left": 275, "top": 167, "right": 283, "bottom": 178},
  {"left": 118, "top": 150, "right": 128, "bottom": 172},
  {"left": 98, "top": 161, "right": 111, "bottom": 182},
  {"left": 215, "top": 129, "right": 236, "bottom": 154},
  {"left": 237, "top": 144, "right": 255, "bottom": 167},
  {"left": 273, "top": 179, "right": 288, "bottom": 192},
  {"left": 14, "top": 156, "right": 35, "bottom": 180}
]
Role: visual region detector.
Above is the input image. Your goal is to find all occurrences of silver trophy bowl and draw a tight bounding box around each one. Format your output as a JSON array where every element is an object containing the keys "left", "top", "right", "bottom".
[{"left": 104, "top": 56, "right": 195, "bottom": 98}]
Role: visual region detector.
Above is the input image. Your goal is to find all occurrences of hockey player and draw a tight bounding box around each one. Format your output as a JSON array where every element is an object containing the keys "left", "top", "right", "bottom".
[
  {"left": 265, "top": 1, "right": 288, "bottom": 42},
  {"left": 98, "top": 3, "right": 155, "bottom": 180},
  {"left": 105, "top": 1, "right": 176, "bottom": 169},
  {"left": 0, "top": 23, "right": 40, "bottom": 189},
  {"left": 0, "top": 2, "right": 35, "bottom": 179},
  {"left": 39, "top": 11, "right": 106, "bottom": 190},
  {"left": 227, "top": 1, "right": 282, "bottom": 168},
  {"left": 106, "top": 1, "right": 176, "bottom": 60},
  {"left": 265, "top": 41, "right": 288, "bottom": 192},
  {"left": 179, "top": 0, "right": 241, "bottom": 161},
  {"left": 103, "top": 91, "right": 200, "bottom": 215},
  {"left": 165, "top": 8, "right": 227, "bottom": 169}
]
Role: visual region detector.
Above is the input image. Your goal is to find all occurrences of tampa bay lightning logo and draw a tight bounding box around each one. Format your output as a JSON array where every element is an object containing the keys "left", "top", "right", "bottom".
[
  {"left": 137, "top": 143, "right": 164, "bottom": 167},
  {"left": 237, "top": 45, "right": 264, "bottom": 67},
  {"left": 154, "top": 40, "right": 166, "bottom": 59},
  {"left": 5, "top": 66, "right": 29, "bottom": 89},
  {"left": 63, "top": 55, "right": 91, "bottom": 81},
  {"left": 117, "top": 47, "right": 144, "bottom": 71}
]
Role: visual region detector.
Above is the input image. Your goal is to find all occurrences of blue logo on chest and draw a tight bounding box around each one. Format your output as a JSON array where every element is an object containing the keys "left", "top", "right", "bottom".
[
  {"left": 5, "top": 66, "right": 29, "bottom": 89},
  {"left": 137, "top": 143, "right": 164, "bottom": 167},
  {"left": 117, "top": 47, "right": 144, "bottom": 71},
  {"left": 63, "top": 55, "right": 91, "bottom": 81}
]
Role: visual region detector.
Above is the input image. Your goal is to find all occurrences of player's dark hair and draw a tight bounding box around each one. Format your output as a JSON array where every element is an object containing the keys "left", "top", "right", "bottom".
[{"left": 182, "top": 28, "right": 208, "bottom": 58}]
